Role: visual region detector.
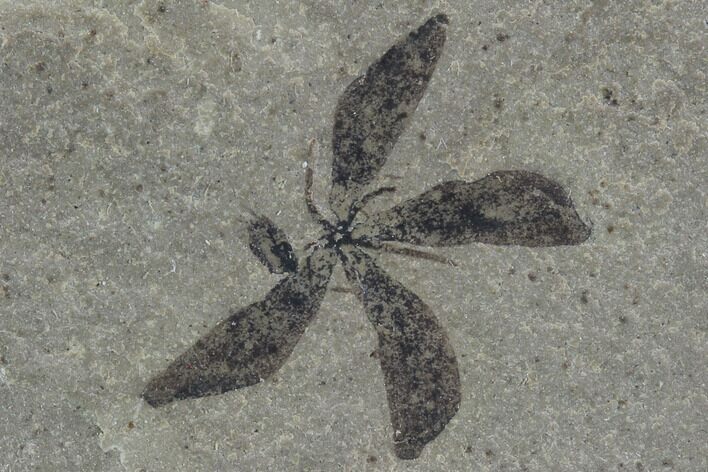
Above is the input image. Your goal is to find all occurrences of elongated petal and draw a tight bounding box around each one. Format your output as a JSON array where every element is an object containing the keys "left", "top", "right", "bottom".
[
  {"left": 328, "top": 14, "right": 448, "bottom": 219},
  {"left": 353, "top": 170, "right": 591, "bottom": 247},
  {"left": 342, "top": 246, "right": 460, "bottom": 459},
  {"left": 142, "top": 247, "right": 337, "bottom": 407},
  {"left": 247, "top": 214, "right": 298, "bottom": 274}
]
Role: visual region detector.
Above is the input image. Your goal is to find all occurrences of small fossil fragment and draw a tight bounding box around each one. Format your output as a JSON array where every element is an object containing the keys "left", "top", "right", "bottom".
[{"left": 246, "top": 214, "right": 298, "bottom": 274}]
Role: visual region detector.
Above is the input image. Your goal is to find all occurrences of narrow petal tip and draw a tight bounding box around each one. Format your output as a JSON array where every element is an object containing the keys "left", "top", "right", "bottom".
[
  {"left": 431, "top": 13, "right": 449, "bottom": 25},
  {"left": 142, "top": 378, "right": 177, "bottom": 408}
]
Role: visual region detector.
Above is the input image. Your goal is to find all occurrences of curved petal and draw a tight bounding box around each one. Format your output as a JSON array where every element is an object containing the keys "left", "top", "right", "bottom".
[
  {"left": 247, "top": 214, "right": 298, "bottom": 274},
  {"left": 142, "top": 247, "right": 337, "bottom": 407},
  {"left": 341, "top": 246, "right": 460, "bottom": 459},
  {"left": 328, "top": 14, "right": 449, "bottom": 219},
  {"left": 352, "top": 170, "right": 591, "bottom": 247}
]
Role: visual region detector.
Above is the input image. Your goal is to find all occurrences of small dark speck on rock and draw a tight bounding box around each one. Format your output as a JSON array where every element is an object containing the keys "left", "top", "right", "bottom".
[
  {"left": 496, "top": 33, "right": 509, "bottom": 42},
  {"left": 602, "top": 87, "right": 619, "bottom": 106},
  {"left": 135, "top": 184, "right": 144, "bottom": 192},
  {"left": 527, "top": 272, "right": 537, "bottom": 281},
  {"left": 580, "top": 290, "right": 589, "bottom": 304},
  {"left": 481, "top": 44, "right": 489, "bottom": 51},
  {"left": 465, "top": 445, "right": 473, "bottom": 453},
  {"left": 366, "top": 455, "right": 377, "bottom": 463},
  {"left": 607, "top": 225, "right": 615, "bottom": 234}
]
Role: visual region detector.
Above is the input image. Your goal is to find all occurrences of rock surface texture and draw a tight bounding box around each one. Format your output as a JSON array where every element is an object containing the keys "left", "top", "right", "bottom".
[{"left": 0, "top": 1, "right": 705, "bottom": 471}]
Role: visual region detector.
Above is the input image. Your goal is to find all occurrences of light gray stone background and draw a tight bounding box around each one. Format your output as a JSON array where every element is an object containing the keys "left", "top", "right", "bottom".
[{"left": 1, "top": 1, "right": 705, "bottom": 471}]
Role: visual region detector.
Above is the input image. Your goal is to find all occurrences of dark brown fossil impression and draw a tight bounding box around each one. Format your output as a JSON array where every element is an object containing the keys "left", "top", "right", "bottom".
[{"left": 143, "top": 14, "right": 590, "bottom": 460}]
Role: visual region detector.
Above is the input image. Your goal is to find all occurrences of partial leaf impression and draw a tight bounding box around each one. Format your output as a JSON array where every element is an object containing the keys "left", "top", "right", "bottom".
[{"left": 143, "top": 13, "right": 590, "bottom": 460}]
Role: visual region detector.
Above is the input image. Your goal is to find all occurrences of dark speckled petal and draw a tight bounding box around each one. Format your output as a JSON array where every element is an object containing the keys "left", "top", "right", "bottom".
[
  {"left": 142, "top": 247, "right": 336, "bottom": 407},
  {"left": 353, "top": 170, "right": 591, "bottom": 247},
  {"left": 328, "top": 14, "right": 449, "bottom": 219},
  {"left": 341, "top": 246, "right": 460, "bottom": 459},
  {"left": 247, "top": 214, "right": 298, "bottom": 274}
]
